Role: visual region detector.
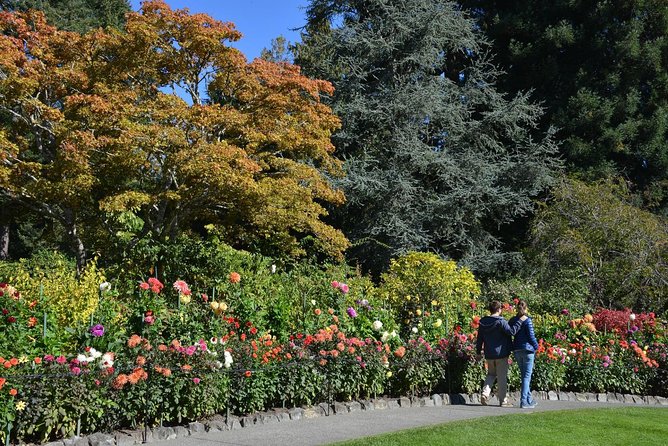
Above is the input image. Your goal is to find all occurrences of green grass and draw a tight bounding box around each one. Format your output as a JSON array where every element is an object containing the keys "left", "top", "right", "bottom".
[{"left": 332, "top": 407, "right": 668, "bottom": 446}]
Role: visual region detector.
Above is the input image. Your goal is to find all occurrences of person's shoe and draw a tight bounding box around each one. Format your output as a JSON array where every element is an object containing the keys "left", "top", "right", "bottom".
[
  {"left": 481, "top": 395, "right": 489, "bottom": 406},
  {"left": 500, "top": 401, "right": 514, "bottom": 408},
  {"left": 520, "top": 403, "right": 537, "bottom": 409}
]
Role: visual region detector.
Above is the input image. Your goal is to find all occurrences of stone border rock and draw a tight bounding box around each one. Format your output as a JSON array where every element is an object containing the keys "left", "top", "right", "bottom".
[{"left": 41, "top": 392, "right": 668, "bottom": 446}]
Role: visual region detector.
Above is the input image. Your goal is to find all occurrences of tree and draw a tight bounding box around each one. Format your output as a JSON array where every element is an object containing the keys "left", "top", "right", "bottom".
[
  {"left": 460, "top": 0, "right": 668, "bottom": 213},
  {"left": 296, "top": 0, "right": 561, "bottom": 275},
  {"left": 0, "top": 1, "right": 348, "bottom": 274},
  {"left": 529, "top": 178, "right": 668, "bottom": 312},
  {"left": 0, "top": 0, "right": 130, "bottom": 32}
]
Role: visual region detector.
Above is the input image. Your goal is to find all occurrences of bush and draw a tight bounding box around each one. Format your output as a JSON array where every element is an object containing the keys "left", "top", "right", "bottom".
[{"left": 376, "top": 252, "right": 480, "bottom": 337}]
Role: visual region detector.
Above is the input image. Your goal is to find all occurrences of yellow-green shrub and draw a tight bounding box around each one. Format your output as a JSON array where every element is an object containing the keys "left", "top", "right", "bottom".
[
  {"left": 375, "top": 252, "right": 480, "bottom": 336},
  {"left": 0, "top": 252, "right": 105, "bottom": 330}
]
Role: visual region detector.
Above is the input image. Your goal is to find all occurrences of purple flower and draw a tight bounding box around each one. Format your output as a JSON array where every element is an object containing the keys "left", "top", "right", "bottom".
[
  {"left": 90, "top": 324, "right": 105, "bottom": 337},
  {"left": 346, "top": 307, "right": 357, "bottom": 318},
  {"left": 561, "top": 309, "right": 570, "bottom": 315}
]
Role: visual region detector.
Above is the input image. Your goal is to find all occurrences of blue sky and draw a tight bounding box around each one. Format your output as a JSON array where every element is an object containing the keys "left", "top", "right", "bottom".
[{"left": 128, "top": 0, "right": 308, "bottom": 60}]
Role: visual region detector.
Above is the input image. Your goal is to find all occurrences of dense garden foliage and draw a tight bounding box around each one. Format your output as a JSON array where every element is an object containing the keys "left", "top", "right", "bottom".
[{"left": 0, "top": 249, "right": 666, "bottom": 444}]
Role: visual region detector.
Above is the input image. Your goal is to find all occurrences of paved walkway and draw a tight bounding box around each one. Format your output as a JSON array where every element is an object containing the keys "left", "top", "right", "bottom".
[{"left": 165, "top": 400, "right": 666, "bottom": 446}]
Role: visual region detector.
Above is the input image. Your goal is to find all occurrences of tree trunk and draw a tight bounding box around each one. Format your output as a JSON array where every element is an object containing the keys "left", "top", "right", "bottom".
[
  {"left": 64, "top": 209, "right": 86, "bottom": 276},
  {"left": 0, "top": 223, "right": 8, "bottom": 260}
]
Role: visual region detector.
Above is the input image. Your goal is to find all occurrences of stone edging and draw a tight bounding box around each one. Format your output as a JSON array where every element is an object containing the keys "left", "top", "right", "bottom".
[{"left": 41, "top": 391, "right": 668, "bottom": 446}]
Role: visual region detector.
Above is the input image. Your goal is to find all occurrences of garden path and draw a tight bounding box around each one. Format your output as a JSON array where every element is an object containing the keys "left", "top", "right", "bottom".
[{"left": 166, "top": 399, "right": 666, "bottom": 446}]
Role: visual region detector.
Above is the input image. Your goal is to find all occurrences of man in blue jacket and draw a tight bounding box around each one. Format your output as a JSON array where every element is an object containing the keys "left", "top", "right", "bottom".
[{"left": 475, "top": 300, "right": 524, "bottom": 407}]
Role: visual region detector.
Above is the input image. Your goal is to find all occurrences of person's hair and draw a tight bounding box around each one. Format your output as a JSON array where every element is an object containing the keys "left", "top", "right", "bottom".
[
  {"left": 516, "top": 300, "right": 528, "bottom": 317},
  {"left": 488, "top": 300, "right": 502, "bottom": 314}
]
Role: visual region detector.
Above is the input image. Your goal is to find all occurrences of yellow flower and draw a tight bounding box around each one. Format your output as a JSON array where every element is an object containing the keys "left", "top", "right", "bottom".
[
  {"left": 16, "top": 401, "right": 27, "bottom": 411},
  {"left": 433, "top": 319, "right": 442, "bottom": 328},
  {"left": 180, "top": 294, "right": 191, "bottom": 305},
  {"left": 431, "top": 300, "right": 438, "bottom": 306},
  {"left": 18, "top": 356, "right": 28, "bottom": 364},
  {"left": 386, "top": 371, "right": 393, "bottom": 378},
  {"left": 416, "top": 309, "right": 422, "bottom": 316}
]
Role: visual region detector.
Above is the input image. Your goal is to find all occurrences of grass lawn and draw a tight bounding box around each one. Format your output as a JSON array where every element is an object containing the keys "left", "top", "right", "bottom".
[{"left": 332, "top": 407, "right": 668, "bottom": 446}]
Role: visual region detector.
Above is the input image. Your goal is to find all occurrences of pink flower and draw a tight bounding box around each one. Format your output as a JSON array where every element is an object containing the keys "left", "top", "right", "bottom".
[
  {"left": 331, "top": 281, "right": 340, "bottom": 289},
  {"left": 339, "top": 283, "right": 349, "bottom": 293},
  {"left": 70, "top": 366, "right": 81, "bottom": 375},
  {"left": 173, "top": 280, "right": 191, "bottom": 296},
  {"left": 139, "top": 282, "right": 150, "bottom": 290},
  {"left": 56, "top": 356, "right": 67, "bottom": 365},
  {"left": 185, "top": 346, "right": 197, "bottom": 356},
  {"left": 144, "top": 315, "right": 155, "bottom": 325},
  {"left": 193, "top": 377, "right": 201, "bottom": 384}
]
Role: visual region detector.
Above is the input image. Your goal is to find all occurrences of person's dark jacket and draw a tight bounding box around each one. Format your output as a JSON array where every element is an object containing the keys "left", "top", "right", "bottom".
[
  {"left": 475, "top": 316, "right": 522, "bottom": 359},
  {"left": 509, "top": 316, "right": 539, "bottom": 352}
]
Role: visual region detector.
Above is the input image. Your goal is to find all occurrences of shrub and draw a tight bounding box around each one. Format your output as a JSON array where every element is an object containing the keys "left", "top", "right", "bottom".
[{"left": 376, "top": 252, "right": 480, "bottom": 337}]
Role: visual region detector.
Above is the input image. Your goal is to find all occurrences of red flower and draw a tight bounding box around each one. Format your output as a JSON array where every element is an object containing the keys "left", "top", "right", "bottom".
[
  {"left": 7, "top": 316, "right": 16, "bottom": 323},
  {"left": 244, "top": 370, "right": 252, "bottom": 378}
]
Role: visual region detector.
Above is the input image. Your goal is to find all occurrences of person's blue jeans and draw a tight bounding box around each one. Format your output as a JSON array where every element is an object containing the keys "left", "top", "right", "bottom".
[{"left": 514, "top": 349, "right": 535, "bottom": 407}]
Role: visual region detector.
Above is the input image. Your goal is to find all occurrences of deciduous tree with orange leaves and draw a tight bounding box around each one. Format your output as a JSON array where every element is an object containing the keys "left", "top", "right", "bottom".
[{"left": 0, "top": 0, "right": 348, "bottom": 273}]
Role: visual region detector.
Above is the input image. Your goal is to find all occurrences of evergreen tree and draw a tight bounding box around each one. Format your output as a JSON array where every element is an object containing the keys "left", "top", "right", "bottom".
[
  {"left": 296, "top": 0, "right": 561, "bottom": 275},
  {"left": 460, "top": 0, "right": 668, "bottom": 212},
  {"left": 1, "top": 0, "right": 130, "bottom": 32}
]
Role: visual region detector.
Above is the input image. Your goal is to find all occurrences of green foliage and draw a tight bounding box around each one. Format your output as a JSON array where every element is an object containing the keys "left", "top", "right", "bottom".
[
  {"left": 529, "top": 178, "right": 668, "bottom": 312},
  {"left": 460, "top": 0, "right": 668, "bottom": 213},
  {"left": 484, "top": 276, "right": 590, "bottom": 317},
  {"left": 297, "top": 0, "right": 561, "bottom": 275},
  {"left": 0, "top": 0, "right": 130, "bottom": 32},
  {"left": 376, "top": 252, "right": 480, "bottom": 336},
  {"left": 0, "top": 251, "right": 106, "bottom": 353}
]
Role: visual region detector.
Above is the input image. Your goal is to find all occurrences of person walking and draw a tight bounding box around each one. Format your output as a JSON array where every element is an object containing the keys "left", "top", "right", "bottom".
[
  {"left": 509, "top": 300, "right": 539, "bottom": 409},
  {"left": 475, "top": 301, "right": 523, "bottom": 407}
]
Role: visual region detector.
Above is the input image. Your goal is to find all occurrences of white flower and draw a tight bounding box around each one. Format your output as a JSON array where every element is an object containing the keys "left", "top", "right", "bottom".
[
  {"left": 311, "top": 299, "right": 317, "bottom": 306},
  {"left": 390, "top": 330, "right": 398, "bottom": 338},
  {"left": 100, "top": 353, "right": 114, "bottom": 369},
  {"left": 271, "top": 264, "right": 277, "bottom": 274},
  {"left": 381, "top": 331, "right": 390, "bottom": 342},
  {"left": 372, "top": 320, "right": 383, "bottom": 331},
  {"left": 629, "top": 313, "right": 636, "bottom": 321},
  {"left": 99, "top": 281, "right": 111, "bottom": 292},
  {"left": 214, "top": 360, "right": 223, "bottom": 369},
  {"left": 89, "top": 348, "right": 102, "bottom": 359},
  {"left": 210, "top": 337, "right": 218, "bottom": 344},
  {"left": 77, "top": 354, "right": 87, "bottom": 363},
  {"left": 411, "top": 326, "right": 418, "bottom": 334},
  {"left": 224, "top": 351, "right": 233, "bottom": 368}
]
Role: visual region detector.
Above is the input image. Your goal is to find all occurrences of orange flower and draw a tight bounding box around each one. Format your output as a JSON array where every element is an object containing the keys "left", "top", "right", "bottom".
[
  {"left": 158, "top": 344, "right": 168, "bottom": 351},
  {"left": 9, "top": 388, "right": 17, "bottom": 396},
  {"left": 136, "top": 356, "right": 146, "bottom": 366},
  {"left": 34, "top": 357, "right": 41, "bottom": 364},
  {"left": 9, "top": 358, "right": 18, "bottom": 366},
  {"left": 314, "top": 308, "right": 322, "bottom": 316},
  {"left": 162, "top": 368, "right": 172, "bottom": 377},
  {"left": 394, "top": 346, "right": 406, "bottom": 358},
  {"left": 181, "top": 364, "right": 192, "bottom": 372},
  {"left": 319, "top": 359, "right": 327, "bottom": 366},
  {"left": 0, "top": 377, "right": 5, "bottom": 389},
  {"left": 229, "top": 272, "right": 241, "bottom": 284},
  {"left": 112, "top": 374, "right": 128, "bottom": 389},
  {"left": 128, "top": 334, "right": 142, "bottom": 348},
  {"left": 27, "top": 317, "right": 38, "bottom": 328},
  {"left": 327, "top": 308, "right": 334, "bottom": 315},
  {"left": 244, "top": 370, "right": 252, "bottom": 378}
]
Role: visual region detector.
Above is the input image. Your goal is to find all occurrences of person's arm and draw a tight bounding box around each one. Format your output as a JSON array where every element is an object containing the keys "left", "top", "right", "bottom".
[
  {"left": 501, "top": 316, "right": 525, "bottom": 336},
  {"left": 475, "top": 332, "right": 483, "bottom": 357},
  {"left": 527, "top": 318, "right": 539, "bottom": 351}
]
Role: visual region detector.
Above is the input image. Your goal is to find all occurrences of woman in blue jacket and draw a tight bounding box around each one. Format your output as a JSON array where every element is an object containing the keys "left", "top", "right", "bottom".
[{"left": 509, "top": 300, "right": 539, "bottom": 409}]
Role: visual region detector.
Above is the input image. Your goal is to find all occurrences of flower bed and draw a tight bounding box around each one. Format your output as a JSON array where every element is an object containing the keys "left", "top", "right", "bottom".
[{"left": 1, "top": 268, "right": 667, "bottom": 444}]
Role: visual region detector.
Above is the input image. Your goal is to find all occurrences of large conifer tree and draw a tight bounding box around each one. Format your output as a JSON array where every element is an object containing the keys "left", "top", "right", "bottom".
[
  {"left": 460, "top": 0, "right": 668, "bottom": 212},
  {"left": 296, "top": 0, "right": 561, "bottom": 275}
]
